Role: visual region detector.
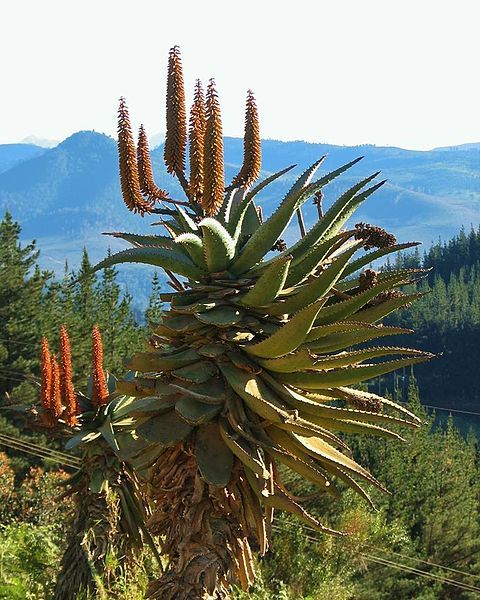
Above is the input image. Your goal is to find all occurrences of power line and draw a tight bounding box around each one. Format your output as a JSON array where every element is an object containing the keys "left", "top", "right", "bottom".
[
  {"left": 0, "top": 432, "right": 80, "bottom": 464},
  {"left": 0, "top": 433, "right": 80, "bottom": 469},
  {"left": 271, "top": 523, "right": 480, "bottom": 594},
  {"left": 363, "top": 553, "right": 480, "bottom": 594}
]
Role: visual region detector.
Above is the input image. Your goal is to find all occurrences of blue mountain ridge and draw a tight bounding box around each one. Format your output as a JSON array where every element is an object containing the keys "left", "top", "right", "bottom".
[{"left": 0, "top": 131, "right": 478, "bottom": 307}]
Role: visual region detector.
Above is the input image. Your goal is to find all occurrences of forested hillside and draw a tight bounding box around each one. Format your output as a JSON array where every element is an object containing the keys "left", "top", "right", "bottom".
[
  {"left": 381, "top": 227, "right": 480, "bottom": 416},
  {"left": 2, "top": 213, "right": 480, "bottom": 597}
]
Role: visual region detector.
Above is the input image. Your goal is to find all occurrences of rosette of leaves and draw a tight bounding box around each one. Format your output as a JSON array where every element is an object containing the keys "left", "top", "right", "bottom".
[
  {"left": 93, "top": 47, "right": 433, "bottom": 599},
  {"left": 35, "top": 328, "right": 159, "bottom": 600}
]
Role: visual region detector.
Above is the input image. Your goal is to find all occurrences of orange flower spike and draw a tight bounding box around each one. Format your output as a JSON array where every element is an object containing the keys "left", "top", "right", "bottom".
[
  {"left": 137, "top": 125, "right": 169, "bottom": 203},
  {"left": 40, "top": 337, "right": 52, "bottom": 412},
  {"left": 188, "top": 79, "right": 206, "bottom": 201},
  {"left": 91, "top": 326, "right": 109, "bottom": 407},
  {"left": 164, "top": 45, "right": 187, "bottom": 177},
  {"left": 231, "top": 90, "right": 262, "bottom": 187},
  {"left": 202, "top": 79, "right": 225, "bottom": 216},
  {"left": 117, "top": 97, "right": 153, "bottom": 215},
  {"left": 50, "top": 354, "right": 63, "bottom": 419},
  {"left": 59, "top": 326, "right": 78, "bottom": 427}
]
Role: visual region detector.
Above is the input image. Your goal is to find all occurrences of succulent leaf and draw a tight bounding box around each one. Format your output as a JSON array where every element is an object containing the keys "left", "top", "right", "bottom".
[
  {"left": 199, "top": 218, "right": 236, "bottom": 272},
  {"left": 91, "top": 247, "right": 205, "bottom": 280},
  {"left": 195, "top": 422, "right": 234, "bottom": 486},
  {"left": 240, "top": 255, "right": 292, "bottom": 308},
  {"left": 245, "top": 298, "right": 327, "bottom": 358}
]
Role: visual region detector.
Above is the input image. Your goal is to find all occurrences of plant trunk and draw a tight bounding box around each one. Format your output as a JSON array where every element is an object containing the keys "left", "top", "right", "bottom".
[
  {"left": 55, "top": 449, "right": 141, "bottom": 599},
  {"left": 146, "top": 443, "right": 255, "bottom": 600}
]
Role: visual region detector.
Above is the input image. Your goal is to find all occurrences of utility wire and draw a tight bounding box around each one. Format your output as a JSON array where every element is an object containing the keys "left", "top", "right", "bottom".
[
  {"left": 0, "top": 433, "right": 80, "bottom": 468},
  {"left": 0, "top": 432, "right": 80, "bottom": 464},
  {"left": 271, "top": 523, "right": 480, "bottom": 593},
  {"left": 290, "top": 521, "right": 480, "bottom": 582},
  {"left": 0, "top": 440, "right": 79, "bottom": 470},
  {"left": 363, "top": 553, "right": 480, "bottom": 594}
]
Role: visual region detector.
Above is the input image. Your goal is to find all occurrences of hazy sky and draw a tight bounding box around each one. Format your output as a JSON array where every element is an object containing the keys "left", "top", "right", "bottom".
[{"left": 1, "top": 0, "right": 478, "bottom": 150}]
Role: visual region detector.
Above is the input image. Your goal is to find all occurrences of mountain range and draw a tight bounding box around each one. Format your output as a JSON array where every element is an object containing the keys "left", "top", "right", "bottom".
[{"left": 0, "top": 131, "right": 478, "bottom": 305}]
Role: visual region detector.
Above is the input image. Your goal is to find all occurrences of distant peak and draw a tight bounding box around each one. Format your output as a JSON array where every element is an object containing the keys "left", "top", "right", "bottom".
[{"left": 57, "top": 130, "right": 116, "bottom": 150}]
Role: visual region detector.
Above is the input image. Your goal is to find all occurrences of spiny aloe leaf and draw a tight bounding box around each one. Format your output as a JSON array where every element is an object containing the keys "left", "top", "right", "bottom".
[
  {"left": 174, "top": 233, "right": 206, "bottom": 268},
  {"left": 103, "top": 232, "right": 177, "bottom": 249},
  {"left": 275, "top": 417, "right": 349, "bottom": 449},
  {"left": 171, "top": 361, "right": 218, "bottom": 384},
  {"left": 98, "top": 415, "right": 119, "bottom": 452},
  {"left": 219, "top": 419, "right": 271, "bottom": 480},
  {"left": 270, "top": 427, "right": 383, "bottom": 490},
  {"left": 260, "top": 372, "right": 419, "bottom": 427},
  {"left": 283, "top": 233, "right": 350, "bottom": 288},
  {"left": 258, "top": 349, "right": 318, "bottom": 373},
  {"left": 200, "top": 218, "right": 236, "bottom": 272},
  {"left": 227, "top": 350, "right": 262, "bottom": 374},
  {"left": 303, "top": 321, "right": 375, "bottom": 342},
  {"left": 171, "top": 300, "right": 218, "bottom": 315},
  {"left": 170, "top": 291, "right": 207, "bottom": 307},
  {"left": 162, "top": 315, "right": 207, "bottom": 332},
  {"left": 278, "top": 354, "right": 434, "bottom": 389},
  {"left": 137, "top": 410, "right": 193, "bottom": 446},
  {"left": 351, "top": 292, "right": 428, "bottom": 323},
  {"left": 195, "top": 422, "right": 234, "bottom": 486},
  {"left": 245, "top": 298, "right": 327, "bottom": 358},
  {"left": 296, "top": 416, "right": 406, "bottom": 441},
  {"left": 196, "top": 306, "right": 244, "bottom": 327},
  {"left": 336, "top": 387, "right": 421, "bottom": 423},
  {"left": 197, "top": 343, "right": 227, "bottom": 358},
  {"left": 115, "top": 432, "right": 150, "bottom": 461},
  {"left": 169, "top": 378, "right": 226, "bottom": 405},
  {"left": 175, "top": 205, "right": 198, "bottom": 232},
  {"left": 314, "top": 273, "right": 417, "bottom": 325},
  {"left": 306, "top": 325, "right": 412, "bottom": 353},
  {"left": 228, "top": 164, "right": 297, "bottom": 238},
  {"left": 268, "top": 242, "right": 362, "bottom": 315},
  {"left": 91, "top": 247, "right": 205, "bottom": 280},
  {"left": 130, "top": 444, "right": 164, "bottom": 471},
  {"left": 124, "top": 348, "right": 200, "bottom": 372},
  {"left": 219, "top": 363, "right": 290, "bottom": 423},
  {"left": 175, "top": 397, "right": 222, "bottom": 425},
  {"left": 246, "top": 469, "right": 343, "bottom": 535},
  {"left": 114, "top": 396, "right": 177, "bottom": 418},
  {"left": 342, "top": 242, "right": 421, "bottom": 278},
  {"left": 158, "top": 218, "right": 183, "bottom": 237},
  {"left": 220, "top": 186, "right": 246, "bottom": 224},
  {"left": 229, "top": 158, "right": 327, "bottom": 275},
  {"left": 263, "top": 428, "right": 333, "bottom": 492},
  {"left": 240, "top": 255, "right": 292, "bottom": 308},
  {"left": 294, "top": 172, "right": 382, "bottom": 256},
  {"left": 239, "top": 202, "right": 262, "bottom": 240},
  {"left": 65, "top": 430, "right": 101, "bottom": 450}
]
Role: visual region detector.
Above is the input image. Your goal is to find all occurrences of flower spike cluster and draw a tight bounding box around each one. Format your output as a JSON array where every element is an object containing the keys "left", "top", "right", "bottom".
[
  {"left": 118, "top": 98, "right": 154, "bottom": 215},
  {"left": 39, "top": 325, "right": 110, "bottom": 426}
]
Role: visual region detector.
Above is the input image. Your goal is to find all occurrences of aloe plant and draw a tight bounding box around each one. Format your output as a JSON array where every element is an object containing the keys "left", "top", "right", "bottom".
[
  {"left": 95, "top": 46, "right": 432, "bottom": 599},
  {"left": 35, "top": 327, "right": 157, "bottom": 600}
]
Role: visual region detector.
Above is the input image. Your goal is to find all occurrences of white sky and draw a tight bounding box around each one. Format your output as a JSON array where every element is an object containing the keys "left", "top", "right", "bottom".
[{"left": 1, "top": 0, "right": 478, "bottom": 150}]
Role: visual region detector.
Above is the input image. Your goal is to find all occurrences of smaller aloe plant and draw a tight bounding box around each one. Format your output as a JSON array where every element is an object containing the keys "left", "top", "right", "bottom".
[{"left": 35, "top": 326, "right": 158, "bottom": 600}]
